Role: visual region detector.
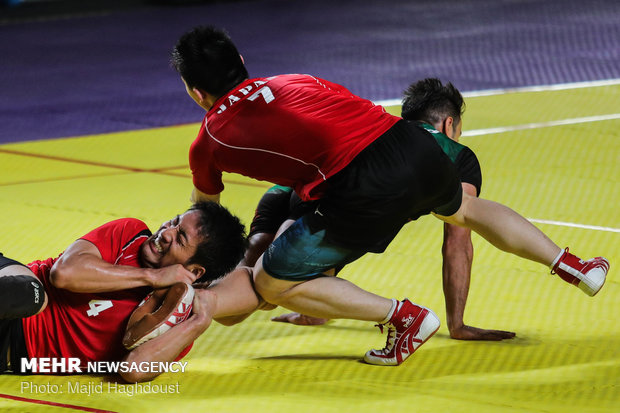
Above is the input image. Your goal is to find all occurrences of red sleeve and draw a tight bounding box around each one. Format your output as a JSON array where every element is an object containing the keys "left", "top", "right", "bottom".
[
  {"left": 174, "top": 343, "right": 193, "bottom": 361},
  {"left": 189, "top": 120, "right": 225, "bottom": 195},
  {"left": 80, "top": 218, "right": 150, "bottom": 264}
]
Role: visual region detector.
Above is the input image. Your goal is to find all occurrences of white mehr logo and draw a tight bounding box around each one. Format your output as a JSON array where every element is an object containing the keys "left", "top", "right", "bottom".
[{"left": 21, "top": 357, "right": 82, "bottom": 373}]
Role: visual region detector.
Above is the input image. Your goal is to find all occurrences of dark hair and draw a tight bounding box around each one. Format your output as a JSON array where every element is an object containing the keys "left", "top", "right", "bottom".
[
  {"left": 185, "top": 201, "right": 248, "bottom": 283},
  {"left": 171, "top": 25, "right": 249, "bottom": 97},
  {"left": 401, "top": 78, "right": 465, "bottom": 127}
]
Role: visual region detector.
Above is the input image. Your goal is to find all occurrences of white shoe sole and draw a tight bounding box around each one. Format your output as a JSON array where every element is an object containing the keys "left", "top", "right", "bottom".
[{"left": 579, "top": 266, "right": 607, "bottom": 297}]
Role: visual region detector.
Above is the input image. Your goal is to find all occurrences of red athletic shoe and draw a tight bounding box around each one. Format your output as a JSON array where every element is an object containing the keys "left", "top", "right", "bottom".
[
  {"left": 552, "top": 248, "right": 609, "bottom": 296},
  {"left": 364, "top": 299, "right": 440, "bottom": 366}
]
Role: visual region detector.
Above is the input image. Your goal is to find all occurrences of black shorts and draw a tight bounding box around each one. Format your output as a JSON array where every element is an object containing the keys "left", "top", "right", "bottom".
[
  {"left": 0, "top": 318, "right": 29, "bottom": 374},
  {"left": 306, "top": 119, "right": 462, "bottom": 253},
  {"left": 0, "top": 253, "right": 30, "bottom": 374},
  {"left": 0, "top": 253, "right": 27, "bottom": 271},
  {"left": 249, "top": 185, "right": 317, "bottom": 237}
]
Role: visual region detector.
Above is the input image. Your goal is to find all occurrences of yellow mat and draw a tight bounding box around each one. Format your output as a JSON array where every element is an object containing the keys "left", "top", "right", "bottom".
[{"left": 0, "top": 85, "right": 618, "bottom": 412}]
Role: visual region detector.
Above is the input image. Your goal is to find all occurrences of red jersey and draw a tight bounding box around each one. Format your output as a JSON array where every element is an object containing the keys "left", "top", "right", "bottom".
[
  {"left": 190, "top": 74, "right": 400, "bottom": 201},
  {"left": 22, "top": 218, "right": 190, "bottom": 369}
]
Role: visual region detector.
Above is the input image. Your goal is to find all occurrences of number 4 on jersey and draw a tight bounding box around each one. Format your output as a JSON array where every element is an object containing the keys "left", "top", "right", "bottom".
[{"left": 87, "top": 299, "right": 113, "bottom": 317}]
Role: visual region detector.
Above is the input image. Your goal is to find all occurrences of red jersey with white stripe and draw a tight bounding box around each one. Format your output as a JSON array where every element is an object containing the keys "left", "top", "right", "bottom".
[
  {"left": 190, "top": 74, "right": 400, "bottom": 201},
  {"left": 22, "top": 218, "right": 190, "bottom": 369}
]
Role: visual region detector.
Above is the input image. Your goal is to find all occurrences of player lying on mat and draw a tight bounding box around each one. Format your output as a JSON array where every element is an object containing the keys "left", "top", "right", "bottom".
[
  {"left": 262, "top": 79, "right": 515, "bottom": 340},
  {"left": 0, "top": 202, "right": 263, "bottom": 383},
  {"left": 174, "top": 26, "right": 610, "bottom": 367}
]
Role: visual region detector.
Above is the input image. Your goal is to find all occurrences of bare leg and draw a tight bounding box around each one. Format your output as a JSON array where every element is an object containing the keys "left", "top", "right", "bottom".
[
  {"left": 253, "top": 257, "right": 393, "bottom": 322},
  {"left": 207, "top": 267, "right": 261, "bottom": 319},
  {"left": 436, "top": 192, "right": 561, "bottom": 266},
  {"left": 0, "top": 263, "right": 37, "bottom": 279}
]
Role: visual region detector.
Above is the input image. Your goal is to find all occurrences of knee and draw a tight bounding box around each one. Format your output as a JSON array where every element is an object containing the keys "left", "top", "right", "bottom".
[
  {"left": 0, "top": 274, "right": 47, "bottom": 319},
  {"left": 253, "top": 271, "right": 280, "bottom": 304},
  {"left": 253, "top": 269, "right": 291, "bottom": 305},
  {"left": 435, "top": 191, "right": 473, "bottom": 227}
]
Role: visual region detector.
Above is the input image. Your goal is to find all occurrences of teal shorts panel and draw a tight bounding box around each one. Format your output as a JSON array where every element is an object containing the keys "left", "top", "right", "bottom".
[{"left": 262, "top": 216, "right": 364, "bottom": 281}]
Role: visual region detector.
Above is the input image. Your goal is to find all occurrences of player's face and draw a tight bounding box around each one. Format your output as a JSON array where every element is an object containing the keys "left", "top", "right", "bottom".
[{"left": 140, "top": 210, "right": 204, "bottom": 269}]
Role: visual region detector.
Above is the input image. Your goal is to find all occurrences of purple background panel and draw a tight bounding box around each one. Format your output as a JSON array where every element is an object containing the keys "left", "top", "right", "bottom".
[{"left": 1, "top": 0, "right": 619, "bottom": 143}]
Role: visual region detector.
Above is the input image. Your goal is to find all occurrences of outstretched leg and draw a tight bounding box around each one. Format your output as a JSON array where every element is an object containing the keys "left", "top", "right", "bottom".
[
  {"left": 435, "top": 192, "right": 609, "bottom": 296},
  {"left": 253, "top": 217, "right": 440, "bottom": 366},
  {"left": 254, "top": 262, "right": 440, "bottom": 366}
]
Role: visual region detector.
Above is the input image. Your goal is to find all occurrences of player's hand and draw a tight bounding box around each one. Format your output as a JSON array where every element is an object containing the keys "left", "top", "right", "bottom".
[
  {"left": 449, "top": 324, "right": 516, "bottom": 341},
  {"left": 271, "top": 312, "right": 329, "bottom": 326},
  {"left": 190, "top": 288, "right": 217, "bottom": 324},
  {"left": 151, "top": 264, "right": 196, "bottom": 288}
]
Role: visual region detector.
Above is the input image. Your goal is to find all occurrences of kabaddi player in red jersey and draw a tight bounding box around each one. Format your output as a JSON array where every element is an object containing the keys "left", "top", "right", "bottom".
[
  {"left": 269, "top": 79, "right": 517, "bottom": 341},
  {"left": 0, "top": 202, "right": 251, "bottom": 382},
  {"left": 172, "top": 26, "right": 609, "bottom": 366}
]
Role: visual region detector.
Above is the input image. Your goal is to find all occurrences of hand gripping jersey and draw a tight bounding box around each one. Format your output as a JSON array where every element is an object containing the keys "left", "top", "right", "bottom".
[
  {"left": 22, "top": 218, "right": 190, "bottom": 370},
  {"left": 190, "top": 74, "right": 400, "bottom": 201}
]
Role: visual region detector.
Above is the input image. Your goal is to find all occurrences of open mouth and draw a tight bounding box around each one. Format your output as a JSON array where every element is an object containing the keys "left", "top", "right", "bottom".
[
  {"left": 147, "top": 234, "right": 164, "bottom": 260},
  {"left": 140, "top": 233, "right": 165, "bottom": 268},
  {"left": 153, "top": 237, "right": 163, "bottom": 254}
]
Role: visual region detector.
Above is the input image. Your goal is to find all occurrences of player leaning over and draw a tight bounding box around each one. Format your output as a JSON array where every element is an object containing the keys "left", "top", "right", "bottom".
[
  {"left": 172, "top": 26, "right": 610, "bottom": 366},
  {"left": 264, "top": 78, "right": 517, "bottom": 340}
]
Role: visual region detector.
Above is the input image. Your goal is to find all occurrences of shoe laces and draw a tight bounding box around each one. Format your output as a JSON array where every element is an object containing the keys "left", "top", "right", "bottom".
[{"left": 375, "top": 322, "right": 397, "bottom": 353}]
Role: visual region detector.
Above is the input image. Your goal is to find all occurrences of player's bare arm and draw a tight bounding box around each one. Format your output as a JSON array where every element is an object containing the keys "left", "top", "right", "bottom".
[
  {"left": 442, "top": 183, "right": 516, "bottom": 340},
  {"left": 50, "top": 239, "right": 195, "bottom": 293}
]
